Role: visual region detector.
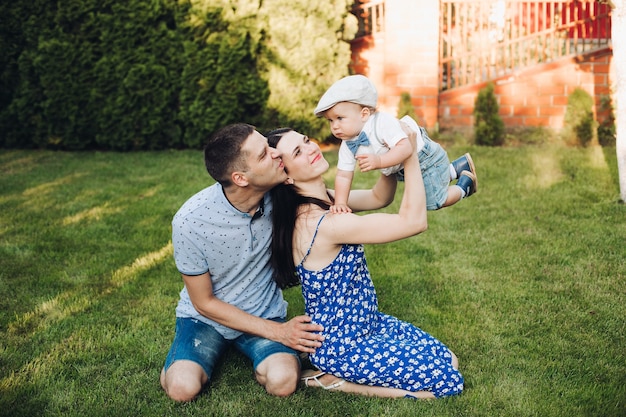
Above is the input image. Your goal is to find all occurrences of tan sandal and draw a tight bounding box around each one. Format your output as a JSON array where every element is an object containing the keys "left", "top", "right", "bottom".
[{"left": 300, "top": 369, "right": 345, "bottom": 390}]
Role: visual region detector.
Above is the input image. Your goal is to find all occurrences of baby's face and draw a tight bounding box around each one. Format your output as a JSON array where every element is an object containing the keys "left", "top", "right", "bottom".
[{"left": 323, "top": 102, "right": 371, "bottom": 140}]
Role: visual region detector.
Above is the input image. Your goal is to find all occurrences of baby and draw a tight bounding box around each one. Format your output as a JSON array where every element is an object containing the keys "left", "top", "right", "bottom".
[{"left": 314, "top": 75, "right": 477, "bottom": 213}]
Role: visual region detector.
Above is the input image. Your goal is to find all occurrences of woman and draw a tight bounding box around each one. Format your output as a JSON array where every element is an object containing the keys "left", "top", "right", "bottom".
[{"left": 267, "top": 126, "right": 463, "bottom": 399}]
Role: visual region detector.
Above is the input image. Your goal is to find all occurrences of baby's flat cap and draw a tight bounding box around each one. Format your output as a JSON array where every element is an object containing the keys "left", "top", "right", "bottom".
[{"left": 314, "top": 75, "right": 378, "bottom": 117}]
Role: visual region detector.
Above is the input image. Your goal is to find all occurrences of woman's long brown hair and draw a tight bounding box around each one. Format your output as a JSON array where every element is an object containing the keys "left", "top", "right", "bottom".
[{"left": 266, "top": 128, "right": 332, "bottom": 289}]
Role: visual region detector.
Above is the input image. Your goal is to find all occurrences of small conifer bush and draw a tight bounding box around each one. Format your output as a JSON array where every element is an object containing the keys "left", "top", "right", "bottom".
[
  {"left": 597, "top": 95, "right": 616, "bottom": 147},
  {"left": 473, "top": 83, "right": 505, "bottom": 146},
  {"left": 562, "top": 87, "right": 596, "bottom": 147},
  {"left": 397, "top": 92, "right": 418, "bottom": 120}
]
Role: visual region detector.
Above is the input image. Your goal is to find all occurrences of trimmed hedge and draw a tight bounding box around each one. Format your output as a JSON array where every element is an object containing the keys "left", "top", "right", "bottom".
[{"left": 0, "top": 0, "right": 354, "bottom": 150}]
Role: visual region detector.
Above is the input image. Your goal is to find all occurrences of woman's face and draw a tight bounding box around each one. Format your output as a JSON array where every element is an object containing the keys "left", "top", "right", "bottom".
[{"left": 275, "top": 130, "right": 329, "bottom": 182}]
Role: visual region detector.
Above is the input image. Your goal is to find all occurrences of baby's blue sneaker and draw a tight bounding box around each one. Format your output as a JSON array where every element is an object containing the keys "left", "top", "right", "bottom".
[
  {"left": 451, "top": 153, "right": 477, "bottom": 186},
  {"left": 456, "top": 170, "right": 477, "bottom": 197}
]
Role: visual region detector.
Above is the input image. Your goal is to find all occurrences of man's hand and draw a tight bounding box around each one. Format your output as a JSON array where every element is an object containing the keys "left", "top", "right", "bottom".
[
  {"left": 356, "top": 153, "right": 382, "bottom": 172},
  {"left": 279, "top": 315, "right": 325, "bottom": 353}
]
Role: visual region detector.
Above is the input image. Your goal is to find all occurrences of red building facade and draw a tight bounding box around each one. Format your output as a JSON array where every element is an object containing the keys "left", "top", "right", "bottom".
[{"left": 350, "top": 0, "right": 613, "bottom": 132}]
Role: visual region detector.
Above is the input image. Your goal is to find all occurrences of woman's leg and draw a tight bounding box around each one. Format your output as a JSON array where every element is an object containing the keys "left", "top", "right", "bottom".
[
  {"left": 302, "top": 371, "right": 435, "bottom": 399},
  {"left": 313, "top": 315, "right": 463, "bottom": 398}
]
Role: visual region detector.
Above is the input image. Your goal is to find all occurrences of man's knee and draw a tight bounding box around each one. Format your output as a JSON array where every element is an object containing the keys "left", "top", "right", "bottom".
[
  {"left": 256, "top": 353, "right": 299, "bottom": 397},
  {"left": 164, "top": 379, "right": 202, "bottom": 402},
  {"left": 264, "top": 367, "right": 299, "bottom": 397},
  {"left": 161, "top": 362, "right": 208, "bottom": 402}
]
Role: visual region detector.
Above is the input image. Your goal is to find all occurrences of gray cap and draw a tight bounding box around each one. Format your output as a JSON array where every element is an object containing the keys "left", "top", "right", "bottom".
[{"left": 314, "top": 75, "right": 378, "bottom": 117}]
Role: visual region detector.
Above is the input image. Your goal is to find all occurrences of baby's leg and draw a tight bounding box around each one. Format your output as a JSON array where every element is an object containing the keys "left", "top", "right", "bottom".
[
  {"left": 441, "top": 170, "right": 477, "bottom": 208},
  {"left": 442, "top": 185, "right": 463, "bottom": 207}
]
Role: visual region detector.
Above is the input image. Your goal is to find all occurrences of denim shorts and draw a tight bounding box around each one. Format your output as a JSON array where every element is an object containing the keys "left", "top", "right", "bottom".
[
  {"left": 163, "top": 317, "right": 299, "bottom": 379},
  {"left": 418, "top": 128, "right": 451, "bottom": 210}
]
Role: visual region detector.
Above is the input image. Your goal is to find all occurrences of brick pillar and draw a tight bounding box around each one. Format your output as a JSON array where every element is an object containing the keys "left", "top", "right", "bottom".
[{"left": 379, "top": 0, "right": 440, "bottom": 129}]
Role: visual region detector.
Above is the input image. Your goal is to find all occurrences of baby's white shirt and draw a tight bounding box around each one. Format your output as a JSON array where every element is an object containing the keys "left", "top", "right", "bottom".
[{"left": 337, "top": 112, "right": 425, "bottom": 176}]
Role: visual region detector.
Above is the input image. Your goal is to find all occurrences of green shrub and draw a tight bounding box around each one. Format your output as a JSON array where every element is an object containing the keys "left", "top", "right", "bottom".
[
  {"left": 397, "top": 92, "right": 417, "bottom": 120},
  {"left": 473, "top": 83, "right": 505, "bottom": 146},
  {"left": 1, "top": 0, "right": 191, "bottom": 150},
  {"left": 561, "top": 87, "right": 597, "bottom": 147},
  {"left": 257, "top": 0, "right": 355, "bottom": 140},
  {"left": 0, "top": 0, "right": 57, "bottom": 148},
  {"left": 0, "top": 0, "right": 354, "bottom": 150},
  {"left": 597, "top": 95, "right": 616, "bottom": 147},
  {"left": 176, "top": 8, "right": 269, "bottom": 149}
]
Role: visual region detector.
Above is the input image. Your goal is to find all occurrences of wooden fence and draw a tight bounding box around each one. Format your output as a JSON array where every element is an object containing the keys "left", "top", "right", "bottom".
[
  {"left": 352, "top": 0, "right": 386, "bottom": 38},
  {"left": 439, "top": 0, "right": 612, "bottom": 90}
]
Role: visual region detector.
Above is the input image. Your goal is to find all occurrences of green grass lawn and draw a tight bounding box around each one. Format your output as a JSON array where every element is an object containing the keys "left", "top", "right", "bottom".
[{"left": 1, "top": 145, "right": 624, "bottom": 417}]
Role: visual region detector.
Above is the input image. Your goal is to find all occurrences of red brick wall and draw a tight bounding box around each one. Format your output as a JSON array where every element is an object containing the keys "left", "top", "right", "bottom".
[
  {"left": 349, "top": 0, "right": 440, "bottom": 129},
  {"left": 349, "top": 1, "right": 613, "bottom": 134},
  {"left": 438, "top": 48, "right": 613, "bottom": 132}
]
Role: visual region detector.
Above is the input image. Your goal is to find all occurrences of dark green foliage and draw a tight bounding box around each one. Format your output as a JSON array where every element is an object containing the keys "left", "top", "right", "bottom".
[
  {"left": 0, "top": 0, "right": 57, "bottom": 148},
  {"left": 177, "top": 8, "right": 269, "bottom": 148},
  {"left": 473, "top": 83, "right": 504, "bottom": 146},
  {"left": 86, "top": 1, "right": 186, "bottom": 150},
  {"left": 1, "top": 0, "right": 189, "bottom": 149},
  {"left": 397, "top": 92, "right": 417, "bottom": 120},
  {"left": 597, "top": 95, "right": 616, "bottom": 147},
  {"left": 0, "top": 0, "right": 354, "bottom": 150},
  {"left": 561, "top": 87, "right": 597, "bottom": 147},
  {"left": 256, "top": 0, "right": 355, "bottom": 140}
]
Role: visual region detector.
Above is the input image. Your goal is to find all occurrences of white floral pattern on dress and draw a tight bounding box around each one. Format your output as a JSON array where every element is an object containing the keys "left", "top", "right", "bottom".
[{"left": 297, "top": 216, "right": 463, "bottom": 397}]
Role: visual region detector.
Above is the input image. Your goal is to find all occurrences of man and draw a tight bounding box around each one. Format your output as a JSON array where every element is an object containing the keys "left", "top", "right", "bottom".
[{"left": 160, "top": 123, "right": 324, "bottom": 402}]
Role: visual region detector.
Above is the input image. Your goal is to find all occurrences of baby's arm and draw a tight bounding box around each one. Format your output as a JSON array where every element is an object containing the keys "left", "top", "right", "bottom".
[
  {"left": 357, "top": 138, "right": 413, "bottom": 172},
  {"left": 331, "top": 169, "right": 354, "bottom": 214}
]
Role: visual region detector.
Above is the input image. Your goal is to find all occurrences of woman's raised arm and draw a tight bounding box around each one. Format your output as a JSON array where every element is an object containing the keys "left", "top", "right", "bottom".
[
  {"left": 328, "top": 172, "right": 398, "bottom": 212},
  {"left": 323, "top": 123, "right": 427, "bottom": 245}
]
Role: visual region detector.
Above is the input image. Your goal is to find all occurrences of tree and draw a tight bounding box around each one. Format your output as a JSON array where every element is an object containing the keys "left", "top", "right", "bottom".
[
  {"left": 609, "top": 0, "right": 626, "bottom": 201},
  {"left": 562, "top": 88, "right": 596, "bottom": 147},
  {"left": 183, "top": 0, "right": 355, "bottom": 139},
  {"left": 1, "top": 0, "right": 353, "bottom": 149},
  {"left": 397, "top": 92, "right": 418, "bottom": 120},
  {"left": 257, "top": 0, "right": 356, "bottom": 137}
]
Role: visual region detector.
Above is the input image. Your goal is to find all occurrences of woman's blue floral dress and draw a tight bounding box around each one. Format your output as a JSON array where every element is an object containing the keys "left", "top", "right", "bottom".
[{"left": 297, "top": 214, "right": 463, "bottom": 397}]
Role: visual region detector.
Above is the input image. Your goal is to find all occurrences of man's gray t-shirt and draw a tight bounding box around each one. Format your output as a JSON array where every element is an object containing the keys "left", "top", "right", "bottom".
[{"left": 171, "top": 183, "right": 287, "bottom": 340}]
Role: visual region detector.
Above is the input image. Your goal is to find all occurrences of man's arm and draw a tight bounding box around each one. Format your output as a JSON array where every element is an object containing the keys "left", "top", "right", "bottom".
[{"left": 183, "top": 273, "right": 324, "bottom": 352}]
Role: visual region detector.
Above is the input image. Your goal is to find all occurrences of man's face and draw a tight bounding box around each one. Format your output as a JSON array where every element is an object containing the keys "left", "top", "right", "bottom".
[{"left": 239, "top": 130, "right": 288, "bottom": 189}]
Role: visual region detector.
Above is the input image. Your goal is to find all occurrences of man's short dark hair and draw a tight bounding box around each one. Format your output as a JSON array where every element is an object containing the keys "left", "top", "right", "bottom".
[{"left": 204, "top": 123, "right": 255, "bottom": 186}]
